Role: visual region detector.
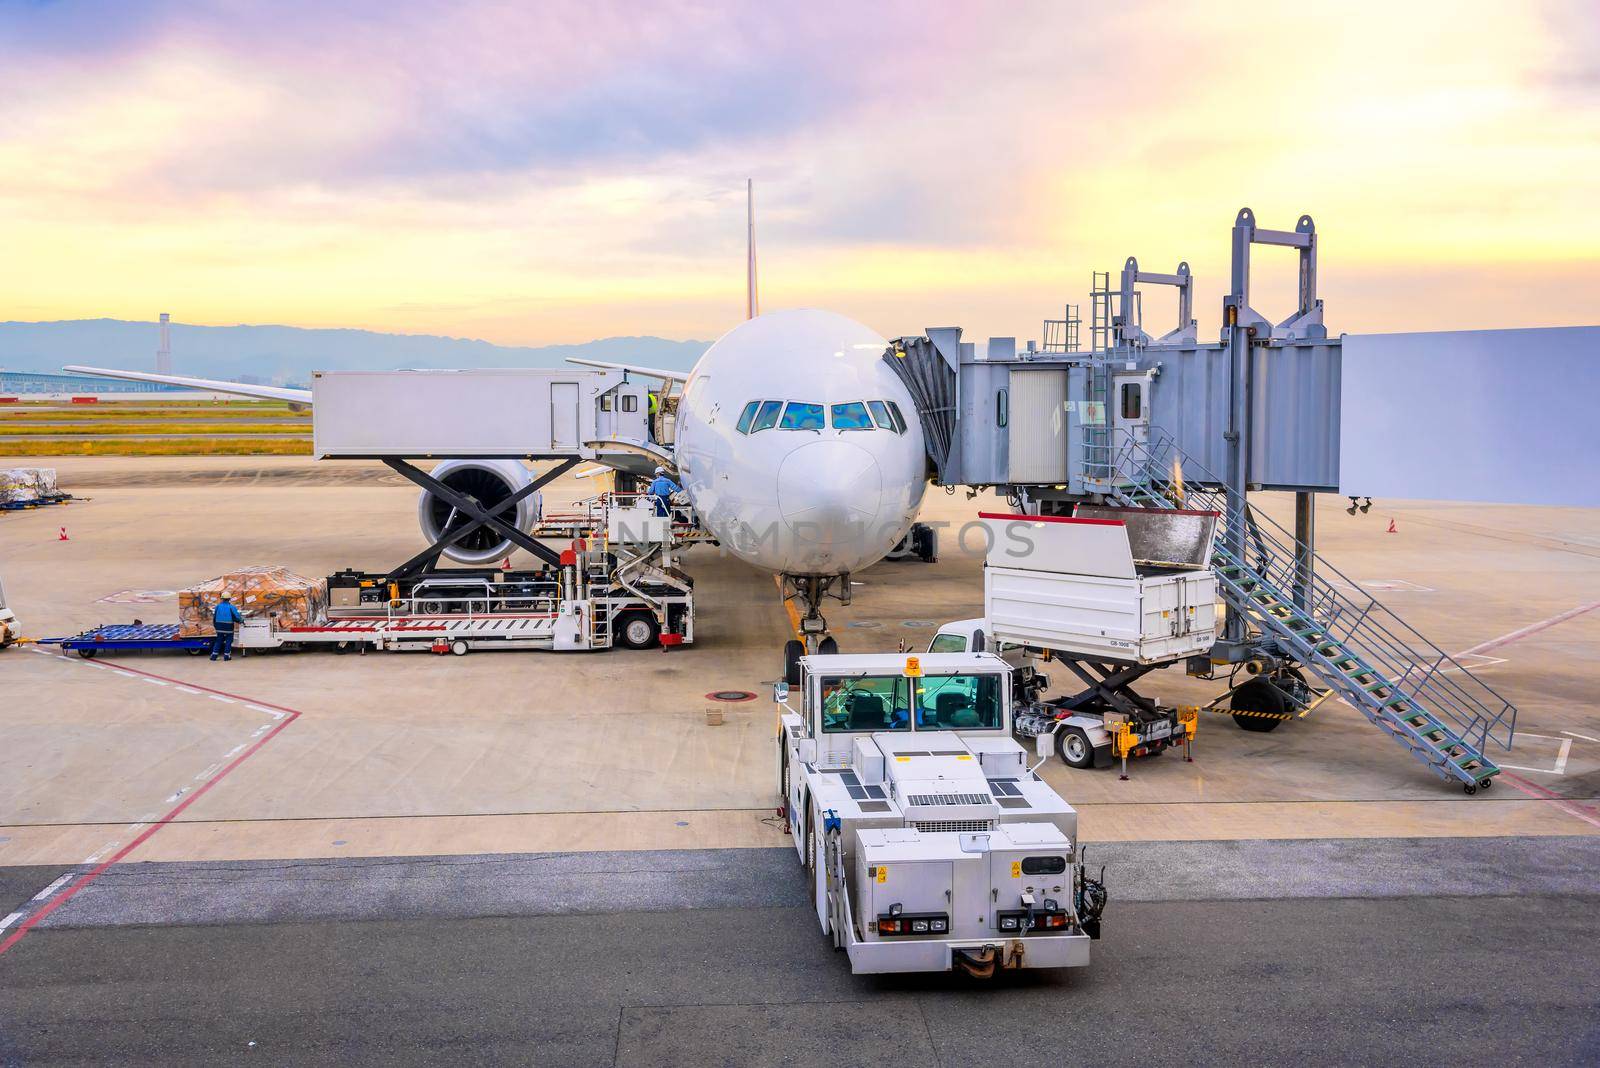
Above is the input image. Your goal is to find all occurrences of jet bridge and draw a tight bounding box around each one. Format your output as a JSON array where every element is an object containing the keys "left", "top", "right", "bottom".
[{"left": 883, "top": 207, "right": 1568, "bottom": 792}]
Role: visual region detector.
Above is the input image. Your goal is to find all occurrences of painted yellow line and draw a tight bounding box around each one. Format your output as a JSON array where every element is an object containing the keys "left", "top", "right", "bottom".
[{"left": 774, "top": 574, "right": 803, "bottom": 641}]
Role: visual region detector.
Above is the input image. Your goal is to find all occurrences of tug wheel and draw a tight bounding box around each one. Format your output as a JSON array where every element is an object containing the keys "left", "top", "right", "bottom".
[
  {"left": 783, "top": 639, "right": 805, "bottom": 686},
  {"left": 616, "top": 612, "right": 660, "bottom": 650},
  {"left": 1055, "top": 726, "right": 1096, "bottom": 769},
  {"left": 1230, "top": 678, "right": 1287, "bottom": 733}
]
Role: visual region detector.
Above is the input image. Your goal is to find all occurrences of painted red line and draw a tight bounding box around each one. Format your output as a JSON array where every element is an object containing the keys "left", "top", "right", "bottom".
[
  {"left": 1457, "top": 600, "right": 1600, "bottom": 658},
  {"left": 977, "top": 511, "right": 1125, "bottom": 527},
  {"left": 0, "top": 670, "right": 302, "bottom": 957},
  {"left": 1497, "top": 771, "right": 1600, "bottom": 829}
]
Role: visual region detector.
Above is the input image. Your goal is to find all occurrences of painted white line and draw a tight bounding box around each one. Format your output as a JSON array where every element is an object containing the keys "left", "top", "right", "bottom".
[
  {"left": 251, "top": 725, "right": 270, "bottom": 737},
  {"left": 31, "top": 875, "right": 74, "bottom": 901},
  {"left": 1502, "top": 732, "right": 1574, "bottom": 776},
  {"left": 223, "top": 744, "right": 246, "bottom": 758},
  {"left": 126, "top": 822, "right": 148, "bottom": 835},
  {"left": 194, "top": 763, "right": 223, "bottom": 781},
  {"left": 1562, "top": 730, "right": 1600, "bottom": 743},
  {"left": 176, "top": 686, "right": 203, "bottom": 695},
  {"left": 164, "top": 788, "right": 188, "bottom": 803},
  {"left": 81, "top": 840, "right": 119, "bottom": 865},
  {"left": 141, "top": 677, "right": 168, "bottom": 687},
  {"left": 207, "top": 694, "right": 235, "bottom": 705},
  {"left": 1457, "top": 600, "right": 1600, "bottom": 658},
  {"left": 29, "top": 646, "right": 50, "bottom": 655},
  {"left": 0, "top": 912, "right": 25, "bottom": 933}
]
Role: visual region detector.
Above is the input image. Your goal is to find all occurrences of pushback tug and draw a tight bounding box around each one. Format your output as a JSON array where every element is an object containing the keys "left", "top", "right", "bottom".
[{"left": 778, "top": 650, "right": 1106, "bottom": 976}]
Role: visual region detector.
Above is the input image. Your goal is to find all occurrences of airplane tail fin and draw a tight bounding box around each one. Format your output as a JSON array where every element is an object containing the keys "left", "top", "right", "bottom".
[{"left": 746, "top": 178, "right": 759, "bottom": 320}]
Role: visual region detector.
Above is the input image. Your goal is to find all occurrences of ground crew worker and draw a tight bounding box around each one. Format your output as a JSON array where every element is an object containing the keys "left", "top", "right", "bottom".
[
  {"left": 210, "top": 593, "right": 242, "bottom": 661},
  {"left": 647, "top": 465, "right": 681, "bottom": 518}
]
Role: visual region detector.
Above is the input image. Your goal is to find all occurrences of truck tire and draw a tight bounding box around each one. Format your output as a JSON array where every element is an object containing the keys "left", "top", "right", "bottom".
[
  {"left": 1055, "top": 726, "right": 1095, "bottom": 769},
  {"left": 784, "top": 639, "right": 805, "bottom": 685},
  {"left": 616, "top": 611, "right": 660, "bottom": 650},
  {"left": 1231, "top": 677, "right": 1288, "bottom": 733},
  {"left": 76, "top": 647, "right": 97, "bottom": 659}
]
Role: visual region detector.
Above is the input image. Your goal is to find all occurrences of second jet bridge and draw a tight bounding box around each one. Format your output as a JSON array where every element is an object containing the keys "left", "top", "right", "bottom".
[{"left": 886, "top": 210, "right": 1341, "bottom": 501}]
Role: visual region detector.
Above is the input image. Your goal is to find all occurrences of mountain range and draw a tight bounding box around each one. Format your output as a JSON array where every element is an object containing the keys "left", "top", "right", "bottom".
[{"left": 0, "top": 319, "right": 710, "bottom": 386}]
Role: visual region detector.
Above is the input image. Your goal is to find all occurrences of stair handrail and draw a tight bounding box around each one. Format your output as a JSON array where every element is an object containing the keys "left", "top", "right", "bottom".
[{"left": 1083, "top": 425, "right": 1518, "bottom": 752}]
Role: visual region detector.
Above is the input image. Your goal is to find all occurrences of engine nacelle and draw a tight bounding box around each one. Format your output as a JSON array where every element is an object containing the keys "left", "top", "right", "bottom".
[{"left": 416, "top": 459, "right": 542, "bottom": 565}]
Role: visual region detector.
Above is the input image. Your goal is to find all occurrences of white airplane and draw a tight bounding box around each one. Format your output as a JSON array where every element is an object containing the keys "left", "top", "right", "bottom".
[{"left": 65, "top": 183, "right": 931, "bottom": 667}]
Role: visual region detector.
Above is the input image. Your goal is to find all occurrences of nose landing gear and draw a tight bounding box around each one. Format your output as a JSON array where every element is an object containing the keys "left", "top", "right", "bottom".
[{"left": 781, "top": 573, "right": 850, "bottom": 684}]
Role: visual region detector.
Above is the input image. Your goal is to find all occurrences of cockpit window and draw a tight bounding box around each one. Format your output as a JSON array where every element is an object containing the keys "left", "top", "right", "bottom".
[
  {"left": 735, "top": 401, "right": 760, "bottom": 435},
  {"left": 752, "top": 400, "right": 783, "bottom": 433},
  {"left": 779, "top": 402, "right": 825, "bottom": 431},
  {"left": 831, "top": 402, "right": 873, "bottom": 430},
  {"left": 885, "top": 400, "right": 909, "bottom": 435},
  {"left": 867, "top": 400, "right": 896, "bottom": 432}
]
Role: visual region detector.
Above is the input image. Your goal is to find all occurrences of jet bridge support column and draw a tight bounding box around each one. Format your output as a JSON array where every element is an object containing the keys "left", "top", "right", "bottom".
[
  {"left": 1220, "top": 207, "right": 1321, "bottom": 644},
  {"left": 1293, "top": 492, "right": 1315, "bottom": 610}
]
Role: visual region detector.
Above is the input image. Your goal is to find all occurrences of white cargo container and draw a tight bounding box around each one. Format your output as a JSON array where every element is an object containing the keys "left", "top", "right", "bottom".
[
  {"left": 311, "top": 368, "right": 651, "bottom": 459},
  {"left": 979, "top": 510, "right": 1218, "bottom": 665}
]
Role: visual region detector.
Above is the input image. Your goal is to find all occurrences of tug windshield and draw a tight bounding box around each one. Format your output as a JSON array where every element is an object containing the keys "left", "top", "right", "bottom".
[
  {"left": 820, "top": 675, "right": 913, "bottom": 732},
  {"left": 914, "top": 674, "right": 1004, "bottom": 730},
  {"left": 819, "top": 673, "right": 1004, "bottom": 732}
]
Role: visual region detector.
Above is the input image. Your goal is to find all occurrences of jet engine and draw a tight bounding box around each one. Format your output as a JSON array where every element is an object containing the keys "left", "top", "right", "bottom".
[{"left": 415, "top": 459, "right": 542, "bottom": 565}]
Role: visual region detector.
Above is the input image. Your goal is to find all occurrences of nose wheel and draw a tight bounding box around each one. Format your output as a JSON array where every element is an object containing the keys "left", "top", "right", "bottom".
[{"left": 781, "top": 574, "right": 849, "bottom": 683}]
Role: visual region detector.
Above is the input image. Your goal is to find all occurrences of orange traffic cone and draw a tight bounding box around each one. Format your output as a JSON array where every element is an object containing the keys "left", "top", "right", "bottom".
[
  {"left": 58, "top": 526, "right": 69, "bottom": 541},
  {"left": 1386, "top": 518, "right": 1397, "bottom": 534}
]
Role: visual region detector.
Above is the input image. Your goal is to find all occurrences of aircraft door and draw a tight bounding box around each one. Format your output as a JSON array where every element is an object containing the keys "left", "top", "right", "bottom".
[{"left": 551, "top": 382, "right": 580, "bottom": 449}]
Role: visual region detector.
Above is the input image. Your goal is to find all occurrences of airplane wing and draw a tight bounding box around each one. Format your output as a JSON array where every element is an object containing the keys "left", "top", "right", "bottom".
[
  {"left": 62, "top": 365, "right": 314, "bottom": 405},
  {"left": 564, "top": 357, "right": 690, "bottom": 383}
]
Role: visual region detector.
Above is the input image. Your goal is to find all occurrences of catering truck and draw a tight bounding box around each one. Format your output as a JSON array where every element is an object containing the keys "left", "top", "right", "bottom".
[
  {"left": 776, "top": 650, "right": 1106, "bottom": 977},
  {"left": 932, "top": 506, "right": 1221, "bottom": 776}
]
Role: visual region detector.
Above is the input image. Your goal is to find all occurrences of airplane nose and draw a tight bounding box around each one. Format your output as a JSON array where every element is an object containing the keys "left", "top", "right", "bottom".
[{"left": 777, "top": 440, "right": 883, "bottom": 544}]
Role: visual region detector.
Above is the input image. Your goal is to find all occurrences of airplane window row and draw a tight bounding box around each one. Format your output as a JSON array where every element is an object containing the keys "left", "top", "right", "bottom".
[{"left": 735, "top": 399, "right": 908, "bottom": 435}]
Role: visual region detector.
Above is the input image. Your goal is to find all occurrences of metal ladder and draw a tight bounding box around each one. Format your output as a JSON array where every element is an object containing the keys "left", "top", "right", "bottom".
[{"left": 1094, "top": 432, "right": 1517, "bottom": 791}]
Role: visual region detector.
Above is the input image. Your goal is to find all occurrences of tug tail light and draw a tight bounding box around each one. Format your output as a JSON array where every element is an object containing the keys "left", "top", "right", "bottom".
[{"left": 877, "top": 913, "right": 949, "bottom": 936}]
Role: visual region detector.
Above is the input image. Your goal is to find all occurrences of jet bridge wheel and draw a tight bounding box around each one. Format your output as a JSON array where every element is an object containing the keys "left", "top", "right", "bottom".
[{"left": 1230, "top": 677, "right": 1288, "bottom": 733}]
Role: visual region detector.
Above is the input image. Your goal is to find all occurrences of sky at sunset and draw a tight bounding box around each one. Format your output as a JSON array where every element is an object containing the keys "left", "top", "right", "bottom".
[{"left": 1, "top": 0, "right": 1596, "bottom": 348}]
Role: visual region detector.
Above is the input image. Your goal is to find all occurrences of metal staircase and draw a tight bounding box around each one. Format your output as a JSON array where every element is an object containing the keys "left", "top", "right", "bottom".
[{"left": 1089, "top": 430, "right": 1517, "bottom": 791}]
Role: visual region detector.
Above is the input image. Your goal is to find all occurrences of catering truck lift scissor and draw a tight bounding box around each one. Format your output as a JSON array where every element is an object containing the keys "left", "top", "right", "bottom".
[{"left": 777, "top": 650, "right": 1106, "bottom": 976}]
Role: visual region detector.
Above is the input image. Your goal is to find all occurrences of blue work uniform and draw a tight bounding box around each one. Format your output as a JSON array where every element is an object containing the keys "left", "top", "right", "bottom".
[
  {"left": 647, "top": 474, "right": 681, "bottom": 517},
  {"left": 210, "top": 601, "right": 243, "bottom": 661}
]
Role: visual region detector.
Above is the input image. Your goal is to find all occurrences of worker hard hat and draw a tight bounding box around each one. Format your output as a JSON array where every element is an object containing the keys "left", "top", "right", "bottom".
[
  {"left": 654, "top": 466, "right": 667, "bottom": 475},
  {"left": 220, "top": 593, "right": 232, "bottom": 600}
]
